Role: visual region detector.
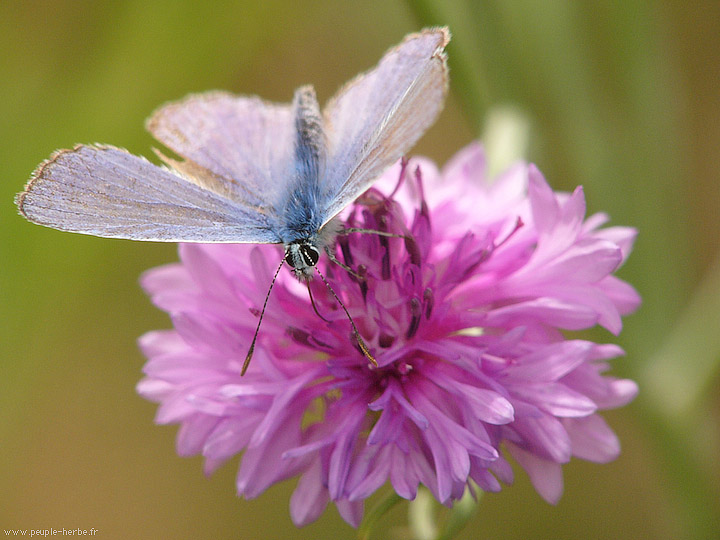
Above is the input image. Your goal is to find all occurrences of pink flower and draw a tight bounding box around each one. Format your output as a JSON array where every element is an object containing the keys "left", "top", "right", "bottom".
[{"left": 137, "top": 142, "right": 639, "bottom": 526}]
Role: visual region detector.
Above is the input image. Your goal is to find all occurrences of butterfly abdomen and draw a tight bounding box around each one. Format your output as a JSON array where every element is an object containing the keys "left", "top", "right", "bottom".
[{"left": 293, "top": 85, "right": 326, "bottom": 183}]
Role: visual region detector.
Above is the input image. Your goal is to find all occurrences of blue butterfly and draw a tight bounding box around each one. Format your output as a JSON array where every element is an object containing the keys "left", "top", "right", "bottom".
[{"left": 17, "top": 28, "right": 450, "bottom": 372}]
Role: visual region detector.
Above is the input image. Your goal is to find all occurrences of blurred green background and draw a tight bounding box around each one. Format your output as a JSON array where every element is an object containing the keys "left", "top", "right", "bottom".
[{"left": 2, "top": 1, "right": 718, "bottom": 538}]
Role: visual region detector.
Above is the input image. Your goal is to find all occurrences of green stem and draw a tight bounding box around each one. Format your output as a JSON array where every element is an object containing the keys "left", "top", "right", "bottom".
[
  {"left": 357, "top": 491, "right": 403, "bottom": 540},
  {"left": 436, "top": 488, "right": 480, "bottom": 540},
  {"left": 408, "top": 486, "right": 481, "bottom": 540}
]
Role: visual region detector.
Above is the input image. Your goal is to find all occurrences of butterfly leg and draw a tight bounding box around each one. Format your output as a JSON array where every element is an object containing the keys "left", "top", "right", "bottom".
[
  {"left": 324, "top": 245, "right": 365, "bottom": 280},
  {"left": 339, "top": 227, "right": 422, "bottom": 270},
  {"left": 339, "top": 227, "right": 407, "bottom": 240}
]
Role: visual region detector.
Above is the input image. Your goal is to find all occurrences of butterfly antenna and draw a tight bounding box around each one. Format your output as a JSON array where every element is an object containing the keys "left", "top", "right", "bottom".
[
  {"left": 315, "top": 267, "right": 377, "bottom": 368},
  {"left": 242, "top": 255, "right": 286, "bottom": 376}
]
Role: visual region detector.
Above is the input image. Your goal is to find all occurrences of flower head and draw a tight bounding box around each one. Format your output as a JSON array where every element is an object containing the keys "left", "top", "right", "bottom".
[{"left": 137, "top": 142, "right": 640, "bottom": 526}]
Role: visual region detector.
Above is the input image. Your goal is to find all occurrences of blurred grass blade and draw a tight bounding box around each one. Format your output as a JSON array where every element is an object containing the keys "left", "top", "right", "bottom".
[
  {"left": 408, "top": 487, "right": 438, "bottom": 540},
  {"left": 639, "top": 251, "right": 720, "bottom": 539},
  {"left": 482, "top": 105, "right": 531, "bottom": 176},
  {"left": 643, "top": 251, "right": 720, "bottom": 423},
  {"left": 407, "top": 0, "right": 491, "bottom": 130}
]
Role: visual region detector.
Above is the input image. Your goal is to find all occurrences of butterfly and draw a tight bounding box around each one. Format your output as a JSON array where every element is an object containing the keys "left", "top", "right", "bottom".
[{"left": 16, "top": 27, "right": 450, "bottom": 372}]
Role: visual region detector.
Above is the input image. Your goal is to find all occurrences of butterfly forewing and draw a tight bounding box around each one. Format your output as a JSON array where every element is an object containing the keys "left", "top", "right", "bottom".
[
  {"left": 17, "top": 145, "right": 280, "bottom": 243},
  {"left": 319, "top": 27, "right": 449, "bottom": 224}
]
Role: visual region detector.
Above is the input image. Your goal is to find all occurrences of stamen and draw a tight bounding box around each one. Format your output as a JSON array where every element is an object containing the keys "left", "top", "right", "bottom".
[
  {"left": 423, "top": 288, "right": 434, "bottom": 319},
  {"left": 380, "top": 235, "right": 391, "bottom": 280},
  {"left": 404, "top": 235, "right": 422, "bottom": 266},
  {"left": 414, "top": 166, "right": 430, "bottom": 220},
  {"left": 496, "top": 217, "right": 525, "bottom": 248},
  {"left": 357, "top": 264, "right": 368, "bottom": 300},
  {"left": 406, "top": 297, "right": 422, "bottom": 339},
  {"left": 286, "top": 326, "right": 333, "bottom": 351},
  {"left": 378, "top": 333, "right": 395, "bottom": 348},
  {"left": 286, "top": 327, "right": 313, "bottom": 347},
  {"left": 388, "top": 156, "right": 409, "bottom": 199},
  {"left": 338, "top": 235, "right": 354, "bottom": 267}
]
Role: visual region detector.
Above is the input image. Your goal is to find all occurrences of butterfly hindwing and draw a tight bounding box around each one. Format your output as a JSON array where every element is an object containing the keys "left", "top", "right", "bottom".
[{"left": 147, "top": 91, "right": 298, "bottom": 212}]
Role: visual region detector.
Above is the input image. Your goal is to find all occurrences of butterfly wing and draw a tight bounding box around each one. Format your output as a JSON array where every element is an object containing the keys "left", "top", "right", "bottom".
[
  {"left": 146, "top": 91, "right": 298, "bottom": 211},
  {"left": 17, "top": 144, "right": 281, "bottom": 243},
  {"left": 19, "top": 30, "right": 448, "bottom": 243},
  {"left": 319, "top": 27, "right": 450, "bottom": 224}
]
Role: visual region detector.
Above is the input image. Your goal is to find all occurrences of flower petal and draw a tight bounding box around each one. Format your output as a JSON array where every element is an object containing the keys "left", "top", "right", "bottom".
[
  {"left": 510, "top": 383, "right": 597, "bottom": 417},
  {"left": 508, "top": 444, "right": 564, "bottom": 504},
  {"left": 290, "top": 460, "right": 329, "bottom": 527},
  {"left": 565, "top": 415, "right": 621, "bottom": 462}
]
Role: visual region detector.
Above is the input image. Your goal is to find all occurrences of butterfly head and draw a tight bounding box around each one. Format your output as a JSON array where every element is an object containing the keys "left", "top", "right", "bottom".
[{"left": 285, "top": 240, "right": 321, "bottom": 281}]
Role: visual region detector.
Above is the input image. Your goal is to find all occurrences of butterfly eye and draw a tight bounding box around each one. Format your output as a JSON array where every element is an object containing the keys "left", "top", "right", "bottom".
[
  {"left": 301, "top": 245, "right": 320, "bottom": 267},
  {"left": 285, "top": 243, "right": 320, "bottom": 268},
  {"left": 284, "top": 249, "right": 298, "bottom": 268}
]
